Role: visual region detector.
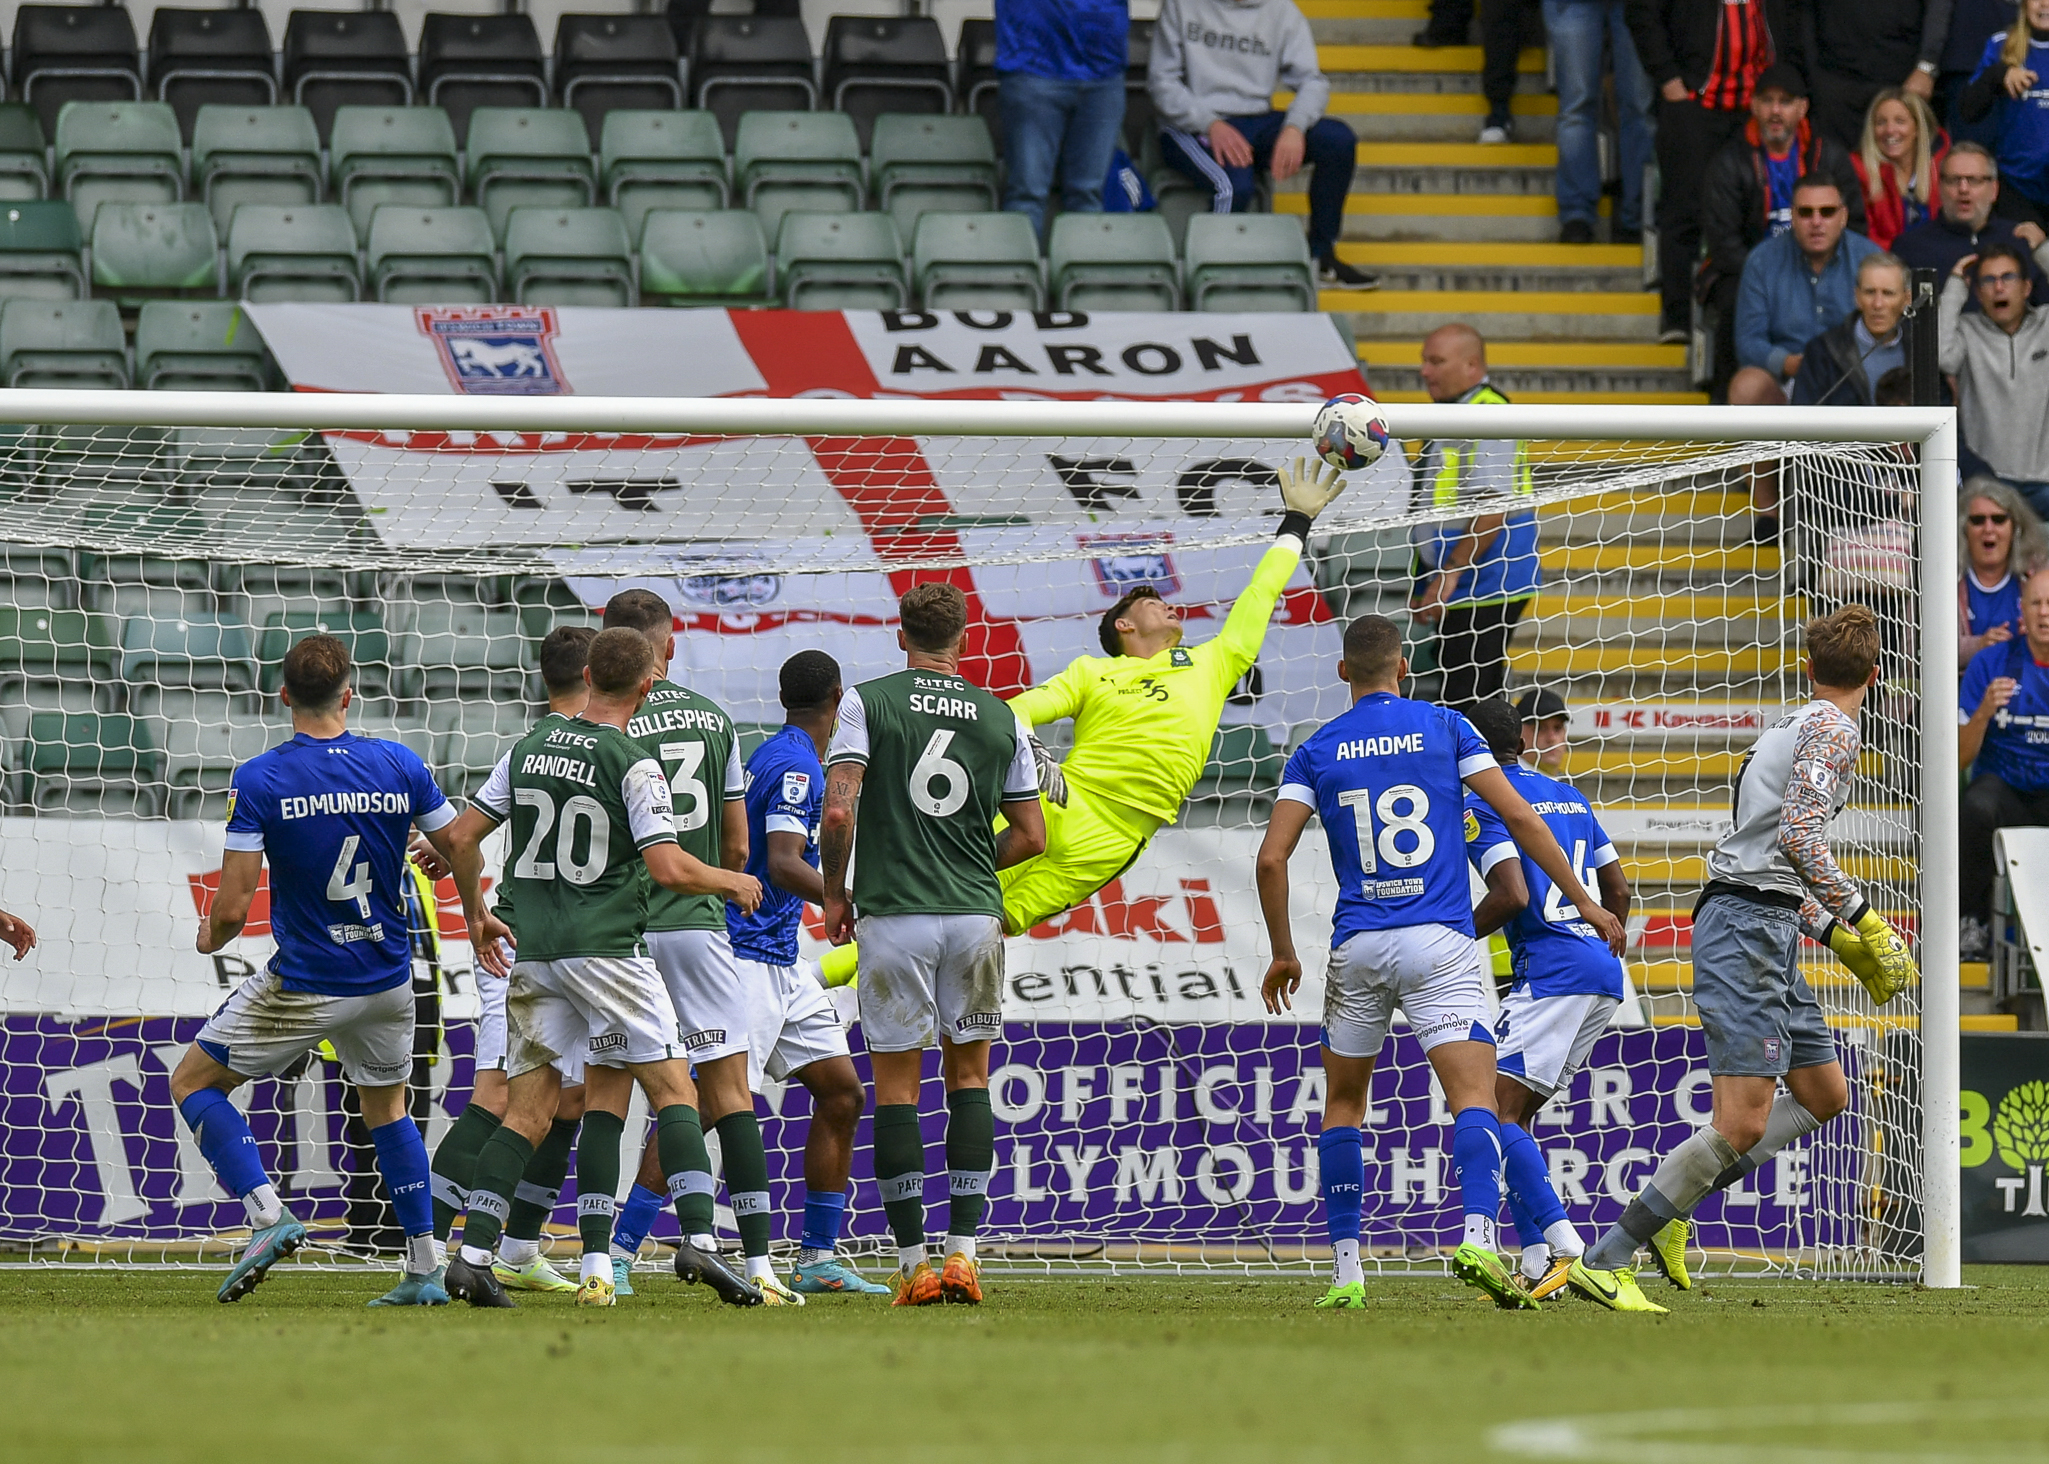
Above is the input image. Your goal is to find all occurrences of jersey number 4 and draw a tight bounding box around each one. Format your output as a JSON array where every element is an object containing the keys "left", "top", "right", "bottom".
[
  {"left": 512, "top": 788, "right": 611, "bottom": 885},
  {"left": 1336, "top": 784, "right": 1434, "bottom": 872},
  {"left": 327, "top": 835, "right": 372, "bottom": 918}
]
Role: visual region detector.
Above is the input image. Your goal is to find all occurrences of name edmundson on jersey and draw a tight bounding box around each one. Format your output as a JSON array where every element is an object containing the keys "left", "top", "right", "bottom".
[{"left": 279, "top": 790, "right": 419, "bottom": 820}]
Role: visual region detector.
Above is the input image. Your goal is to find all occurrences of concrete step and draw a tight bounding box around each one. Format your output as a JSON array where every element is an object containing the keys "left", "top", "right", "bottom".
[
  {"left": 1317, "top": 43, "right": 1547, "bottom": 74},
  {"left": 1369, "top": 368, "right": 1694, "bottom": 395},
  {"left": 1323, "top": 91, "right": 1557, "bottom": 143},
  {"left": 1327, "top": 287, "right": 1660, "bottom": 339},
  {"left": 1509, "top": 643, "right": 1799, "bottom": 676},
  {"left": 1278, "top": 191, "right": 1610, "bottom": 242},
  {"left": 1622, "top": 852, "right": 1914, "bottom": 887},
  {"left": 1335, "top": 240, "right": 1645, "bottom": 292},
  {"left": 1536, "top": 542, "right": 1778, "bottom": 573},
  {"left": 1361, "top": 339, "right": 1682, "bottom": 380}
]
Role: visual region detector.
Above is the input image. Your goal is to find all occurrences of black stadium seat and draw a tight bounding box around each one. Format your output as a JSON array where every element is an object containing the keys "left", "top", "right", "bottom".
[
  {"left": 13, "top": 5, "right": 143, "bottom": 138},
  {"left": 955, "top": 17, "right": 1000, "bottom": 148},
  {"left": 283, "top": 9, "right": 412, "bottom": 143},
  {"left": 689, "top": 14, "right": 816, "bottom": 149},
  {"left": 1125, "top": 18, "right": 1157, "bottom": 157},
  {"left": 822, "top": 16, "right": 951, "bottom": 152},
  {"left": 419, "top": 13, "right": 548, "bottom": 143},
  {"left": 149, "top": 8, "right": 278, "bottom": 143},
  {"left": 553, "top": 14, "right": 683, "bottom": 140},
  {"left": 665, "top": 0, "right": 801, "bottom": 51}
]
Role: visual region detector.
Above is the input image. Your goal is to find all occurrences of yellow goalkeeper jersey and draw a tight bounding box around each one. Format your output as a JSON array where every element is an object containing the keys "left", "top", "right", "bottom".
[{"left": 1008, "top": 538, "right": 1301, "bottom": 831}]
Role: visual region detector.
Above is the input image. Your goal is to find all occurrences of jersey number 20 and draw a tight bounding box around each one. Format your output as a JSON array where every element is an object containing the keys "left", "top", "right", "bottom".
[
  {"left": 513, "top": 789, "right": 611, "bottom": 885},
  {"left": 1336, "top": 784, "right": 1434, "bottom": 871}
]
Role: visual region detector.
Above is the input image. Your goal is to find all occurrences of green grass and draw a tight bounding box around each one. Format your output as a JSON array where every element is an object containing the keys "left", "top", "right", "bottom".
[{"left": 1, "top": 1265, "right": 2047, "bottom": 1462}]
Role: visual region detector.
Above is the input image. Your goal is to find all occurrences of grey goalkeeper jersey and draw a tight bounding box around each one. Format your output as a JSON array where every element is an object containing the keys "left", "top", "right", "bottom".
[{"left": 1704, "top": 699, "right": 1866, "bottom": 927}]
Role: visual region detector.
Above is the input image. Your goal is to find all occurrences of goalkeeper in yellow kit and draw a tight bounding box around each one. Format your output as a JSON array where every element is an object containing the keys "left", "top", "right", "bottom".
[{"left": 819, "top": 457, "right": 1347, "bottom": 985}]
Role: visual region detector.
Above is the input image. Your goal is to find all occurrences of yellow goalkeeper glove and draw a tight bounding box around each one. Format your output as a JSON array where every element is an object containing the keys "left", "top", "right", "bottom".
[
  {"left": 1822, "top": 917, "right": 1884, "bottom": 993},
  {"left": 1277, "top": 457, "right": 1345, "bottom": 522},
  {"left": 1830, "top": 906, "right": 1916, "bottom": 1005}
]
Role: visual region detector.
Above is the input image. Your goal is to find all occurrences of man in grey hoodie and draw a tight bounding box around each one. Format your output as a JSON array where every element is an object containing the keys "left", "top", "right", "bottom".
[
  {"left": 1148, "top": 0, "right": 1376, "bottom": 287},
  {"left": 1939, "top": 237, "right": 2049, "bottom": 513}
]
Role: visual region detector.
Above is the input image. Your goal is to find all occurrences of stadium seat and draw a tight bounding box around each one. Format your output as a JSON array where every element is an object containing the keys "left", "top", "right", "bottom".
[
  {"left": 148, "top": 8, "right": 277, "bottom": 141},
  {"left": 776, "top": 211, "right": 905, "bottom": 311},
  {"left": 955, "top": 18, "right": 1001, "bottom": 146},
  {"left": 119, "top": 611, "right": 259, "bottom": 692},
  {"left": 366, "top": 206, "right": 498, "bottom": 304},
  {"left": 398, "top": 600, "right": 529, "bottom": 700},
  {"left": 602, "top": 110, "right": 729, "bottom": 243},
  {"left": 638, "top": 209, "right": 772, "bottom": 307},
  {"left": 513, "top": 575, "right": 599, "bottom": 643},
  {"left": 136, "top": 301, "right": 269, "bottom": 392},
  {"left": 350, "top": 708, "right": 436, "bottom": 766},
  {"left": 0, "top": 298, "right": 127, "bottom": 387},
  {"left": 912, "top": 212, "right": 1044, "bottom": 311},
  {"left": 258, "top": 609, "right": 392, "bottom": 698},
  {"left": 13, "top": 710, "right": 165, "bottom": 818},
  {"left": 157, "top": 694, "right": 279, "bottom": 818},
  {"left": 431, "top": 697, "right": 536, "bottom": 799},
  {"left": 1188, "top": 724, "right": 1283, "bottom": 821},
  {"left": 1124, "top": 19, "right": 1158, "bottom": 158},
  {"left": 870, "top": 115, "right": 999, "bottom": 238},
  {"left": 77, "top": 552, "right": 211, "bottom": 617},
  {"left": 12, "top": 5, "right": 142, "bottom": 138},
  {"left": 329, "top": 106, "right": 461, "bottom": 240},
  {"left": 467, "top": 107, "right": 597, "bottom": 243},
  {"left": 735, "top": 112, "right": 864, "bottom": 242},
  {"left": 689, "top": 15, "right": 817, "bottom": 149},
  {"left": 191, "top": 105, "right": 324, "bottom": 237},
  {"left": 0, "top": 106, "right": 51, "bottom": 201},
  {"left": 230, "top": 565, "right": 355, "bottom": 628},
  {"left": 0, "top": 202, "right": 86, "bottom": 301},
  {"left": 282, "top": 9, "right": 412, "bottom": 142},
  {"left": 90, "top": 202, "right": 221, "bottom": 304},
  {"left": 1048, "top": 214, "right": 1181, "bottom": 311},
  {"left": 735, "top": 722, "right": 779, "bottom": 761},
  {"left": 420, "top": 12, "right": 548, "bottom": 142},
  {"left": 0, "top": 607, "right": 115, "bottom": 688},
  {"left": 54, "top": 101, "right": 186, "bottom": 232},
  {"left": 227, "top": 204, "right": 361, "bottom": 302},
  {"left": 1183, "top": 214, "right": 1316, "bottom": 312},
  {"left": 822, "top": 16, "right": 952, "bottom": 151},
  {"left": 503, "top": 206, "right": 633, "bottom": 308},
  {"left": 0, "top": 547, "right": 79, "bottom": 611},
  {"left": 555, "top": 14, "right": 684, "bottom": 138}
]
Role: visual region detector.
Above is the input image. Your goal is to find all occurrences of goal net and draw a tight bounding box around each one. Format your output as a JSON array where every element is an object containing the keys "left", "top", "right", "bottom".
[{"left": 0, "top": 391, "right": 1958, "bottom": 1284}]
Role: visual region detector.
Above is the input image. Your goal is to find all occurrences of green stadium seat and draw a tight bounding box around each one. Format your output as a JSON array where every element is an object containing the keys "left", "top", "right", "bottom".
[
  {"left": 601, "top": 109, "right": 727, "bottom": 244},
  {"left": 467, "top": 106, "right": 597, "bottom": 243},
  {"left": 912, "top": 212, "right": 1043, "bottom": 312},
  {"left": 1148, "top": 168, "right": 1217, "bottom": 254},
  {"left": 0, "top": 607, "right": 116, "bottom": 686},
  {"left": 118, "top": 611, "right": 259, "bottom": 691},
  {"left": 0, "top": 298, "right": 127, "bottom": 387},
  {"left": 403, "top": 599, "right": 529, "bottom": 700},
  {"left": 13, "top": 711, "right": 166, "bottom": 817},
  {"left": 135, "top": 301, "right": 269, "bottom": 392},
  {"left": 231, "top": 565, "right": 355, "bottom": 628},
  {"left": 0, "top": 201, "right": 85, "bottom": 301},
  {"left": 1187, "top": 724, "right": 1283, "bottom": 823},
  {"left": 89, "top": 202, "right": 220, "bottom": 303},
  {"left": 0, "top": 546, "right": 79, "bottom": 611},
  {"left": 160, "top": 703, "right": 282, "bottom": 818},
  {"left": 513, "top": 575, "right": 599, "bottom": 644},
  {"left": 329, "top": 105, "right": 461, "bottom": 240},
  {"left": 191, "top": 105, "right": 324, "bottom": 237},
  {"left": 869, "top": 114, "right": 997, "bottom": 239},
  {"left": 734, "top": 112, "right": 864, "bottom": 242},
  {"left": 638, "top": 209, "right": 772, "bottom": 307},
  {"left": 1183, "top": 214, "right": 1315, "bottom": 312},
  {"left": 78, "top": 553, "right": 214, "bottom": 619},
  {"left": 258, "top": 609, "right": 393, "bottom": 698},
  {"left": 1048, "top": 213, "right": 1179, "bottom": 311},
  {"left": 228, "top": 204, "right": 361, "bottom": 302},
  {"left": 0, "top": 104, "right": 50, "bottom": 201},
  {"left": 54, "top": 100, "right": 185, "bottom": 230},
  {"left": 503, "top": 206, "right": 632, "bottom": 308},
  {"left": 366, "top": 206, "right": 498, "bottom": 304},
  {"left": 349, "top": 709, "right": 435, "bottom": 766},
  {"left": 776, "top": 211, "right": 906, "bottom": 311},
  {"left": 431, "top": 697, "right": 537, "bottom": 799}
]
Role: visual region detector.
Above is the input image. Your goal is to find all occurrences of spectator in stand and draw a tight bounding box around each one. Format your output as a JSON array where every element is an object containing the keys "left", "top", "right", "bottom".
[
  {"left": 1853, "top": 87, "right": 1949, "bottom": 246},
  {"left": 1958, "top": 477, "right": 2047, "bottom": 667},
  {"left": 1514, "top": 686, "right": 1570, "bottom": 773},
  {"left": 1149, "top": 0, "right": 1374, "bottom": 287},
  {"left": 1701, "top": 64, "right": 1867, "bottom": 393},
  {"left": 1625, "top": 0, "right": 1794, "bottom": 343},
  {"left": 1936, "top": 0, "right": 2014, "bottom": 142},
  {"left": 1893, "top": 142, "right": 2049, "bottom": 299},
  {"left": 1938, "top": 239, "right": 2049, "bottom": 510},
  {"left": 1731, "top": 174, "right": 1882, "bottom": 402},
  {"left": 1958, "top": 570, "right": 2049, "bottom": 959},
  {"left": 1547, "top": 0, "right": 1656, "bottom": 241},
  {"left": 1796, "top": 0, "right": 1950, "bottom": 149},
  {"left": 1478, "top": 0, "right": 1545, "bottom": 143},
  {"left": 1957, "top": 0, "right": 2049, "bottom": 225},
  {"left": 1791, "top": 251, "right": 1912, "bottom": 403},
  {"left": 995, "top": 0, "right": 1131, "bottom": 242}
]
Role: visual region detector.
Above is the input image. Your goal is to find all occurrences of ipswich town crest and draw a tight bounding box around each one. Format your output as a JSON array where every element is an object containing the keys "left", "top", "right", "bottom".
[{"left": 416, "top": 306, "right": 569, "bottom": 395}]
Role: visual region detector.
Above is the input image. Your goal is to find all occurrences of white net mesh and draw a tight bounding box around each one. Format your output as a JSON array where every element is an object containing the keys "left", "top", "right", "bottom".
[{"left": 0, "top": 405, "right": 1936, "bottom": 1279}]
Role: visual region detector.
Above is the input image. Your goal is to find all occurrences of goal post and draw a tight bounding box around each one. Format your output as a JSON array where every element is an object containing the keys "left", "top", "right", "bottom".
[{"left": 0, "top": 390, "right": 1959, "bottom": 1285}]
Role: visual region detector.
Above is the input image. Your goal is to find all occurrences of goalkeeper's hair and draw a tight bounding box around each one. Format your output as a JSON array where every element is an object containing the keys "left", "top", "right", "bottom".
[
  {"left": 587, "top": 627, "right": 657, "bottom": 696},
  {"left": 538, "top": 625, "right": 597, "bottom": 695},
  {"left": 899, "top": 582, "right": 967, "bottom": 652},
  {"left": 1099, "top": 585, "right": 1162, "bottom": 657},
  {"left": 1466, "top": 697, "right": 1524, "bottom": 764},
  {"left": 602, "top": 587, "right": 673, "bottom": 646},
  {"left": 780, "top": 649, "right": 841, "bottom": 711},
  {"left": 1341, "top": 614, "right": 1403, "bottom": 687},
  {"left": 1805, "top": 603, "right": 1881, "bottom": 688},
  {"left": 282, "top": 633, "right": 350, "bottom": 712}
]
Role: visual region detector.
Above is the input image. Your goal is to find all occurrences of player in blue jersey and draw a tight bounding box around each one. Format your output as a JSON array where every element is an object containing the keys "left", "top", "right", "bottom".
[
  {"left": 169, "top": 634, "right": 505, "bottom": 1306},
  {"left": 1462, "top": 698, "right": 1633, "bottom": 1301},
  {"left": 1255, "top": 615, "right": 1624, "bottom": 1311},
  {"left": 606, "top": 650, "right": 885, "bottom": 1297}
]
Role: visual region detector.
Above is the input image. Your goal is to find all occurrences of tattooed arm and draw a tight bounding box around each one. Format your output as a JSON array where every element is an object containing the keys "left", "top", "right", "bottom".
[
  {"left": 818, "top": 760, "right": 864, "bottom": 945},
  {"left": 1781, "top": 707, "right": 1869, "bottom": 938}
]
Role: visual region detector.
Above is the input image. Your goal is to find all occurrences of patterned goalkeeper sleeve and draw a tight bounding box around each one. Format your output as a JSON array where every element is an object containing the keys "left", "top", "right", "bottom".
[{"left": 1778, "top": 710, "right": 1867, "bottom": 939}]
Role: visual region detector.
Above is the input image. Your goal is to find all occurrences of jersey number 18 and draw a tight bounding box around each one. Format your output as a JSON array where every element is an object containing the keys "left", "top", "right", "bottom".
[{"left": 1336, "top": 784, "right": 1435, "bottom": 872}]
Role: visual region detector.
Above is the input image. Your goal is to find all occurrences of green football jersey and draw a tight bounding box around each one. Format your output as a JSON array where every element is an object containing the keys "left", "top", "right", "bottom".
[
  {"left": 475, "top": 715, "right": 677, "bottom": 961},
  {"left": 481, "top": 710, "right": 571, "bottom": 940},
  {"left": 626, "top": 678, "right": 744, "bottom": 932},
  {"left": 827, "top": 667, "right": 1038, "bottom": 919}
]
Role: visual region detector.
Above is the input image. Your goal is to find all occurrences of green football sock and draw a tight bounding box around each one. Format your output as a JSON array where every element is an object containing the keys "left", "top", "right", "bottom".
[
  {"left": 873, "top": 1103, "right": 926, "bottom": 1250},
  {"left": 945, "top": 1088, "right": 994, "bottom": 1240},
  {"left": 575, "top": 1110, "right": 624, "bottom": 1257},
  {"left": 506, "top": 1117, "right": 579, "bottom": 1242},
  {"left": 430, "top": 1104, "right": 500, "bottom": 1242},
  {"left": 657, "top": 1105, "right": 716, "bottom": 1237},
  {"left": 456, "top": 1127, "right": 533, "bottom": 1257},
  {"left": 715, "top": 1110, "right": 773, "bottom": 1261}
]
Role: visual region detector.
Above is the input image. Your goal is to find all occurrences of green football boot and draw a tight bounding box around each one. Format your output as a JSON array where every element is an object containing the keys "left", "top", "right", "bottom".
[
  {"left": 1313, "top": 1280, "right": 1368, "bottom": 1310},
  {"left": 1451, "top": 1243, "right": 1540, "bottom": 1311}
]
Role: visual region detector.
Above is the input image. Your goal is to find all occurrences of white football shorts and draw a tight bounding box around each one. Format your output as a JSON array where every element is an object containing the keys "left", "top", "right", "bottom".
[
  {"left": 740, "top": 955, "right": 850, "bottom": 1088},
  {"left": 474, "top": 964, "right": 583, "bottom": 1084},
  {"left": 855, "top": 912, "right": 1004, "bottom": 1054},
  {"left": 197, "top": 968, "right": 413, "bottom": 1088},
  {"left": 504, "top": 955, "right": 681, "bottom": 1079},
  {"left": 647, "top": 926, "right": 750, "bottom": 1065},
  {"left": 1494, "top": 987, "right": 1619, "bottom": 1098},
  {"left": 1322, "top": 923, "right": 1493, "bottom": 1060}
]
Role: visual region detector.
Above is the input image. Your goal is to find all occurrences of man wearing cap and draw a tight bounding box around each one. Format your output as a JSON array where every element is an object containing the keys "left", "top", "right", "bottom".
[{"left": 1517, "top": 687, "right": 1571, "bottom": 774}]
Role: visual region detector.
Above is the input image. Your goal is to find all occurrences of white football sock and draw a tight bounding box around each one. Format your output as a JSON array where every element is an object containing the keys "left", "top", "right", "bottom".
[
  {"left": 460, "top": 1244, "right": 494, "bottom": 1268},
  {"left": 744, "top": 1255, "right": 775, "bottom": 1281},
  {"left": 688, "top": 1232, "right": 718, "bottom": 1253},
  {"left": 944, "top": 1235, "right": 976, "bottom": 1263},
  {"left": 1333, "top": 1238, "right": 1363, "bottom": 1287},
  {"left": 1462, "top": 1214, "right": 1498, "bottom": 1251},
  {"left": 404, "top": 1233, "right": 438, "bottom": 1276},
  {"left": 243, "top": 1185, "right": 283, "bottom": 1230},
  {"left": 497, "top": 1236, "right": 539, "bottom": 1267},
  {"left": 797, "top": 1246, "right": 831, "bottom": 1267},
  {"left": 898, "top": 1243, "right": 928, "bottom": 1274},
  {"left": 1519, "top": 1243, "right": 1550, "bottom": 1281},
  {"left": 1543, "top": 1219, "right": 1584, "bottom": 1258},
  {"left": 580, "top": 1252, "right": 610, "bottom": 1284}
]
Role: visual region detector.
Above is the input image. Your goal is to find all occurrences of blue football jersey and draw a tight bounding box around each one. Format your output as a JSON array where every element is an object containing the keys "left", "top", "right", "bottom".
[
  {"left": 224, "top": 731, "right": 455, "bottom": 997},
  {"left": 1966, "top": 570, "right": 2020, "bottom": 643},
  {"left": 1279, "top": 692, "right": 1497, "bottom": 943},
  {"left": 727, "top": 724, "right": 823, "bottom": 966},
  {"left": 1464, "top": 764, "right": 1626, "bottom": 1000},
  {"left": 1961, "top": 637, "right": 2049, "bottom": 792}
]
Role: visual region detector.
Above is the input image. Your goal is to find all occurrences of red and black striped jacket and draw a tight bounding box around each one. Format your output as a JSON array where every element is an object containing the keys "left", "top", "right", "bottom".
[{"left": 1624, "top": 0, "right": 1800, "bottom": 108}]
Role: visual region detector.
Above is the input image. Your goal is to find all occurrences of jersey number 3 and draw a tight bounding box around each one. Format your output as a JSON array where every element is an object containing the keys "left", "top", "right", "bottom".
[
  {"left": 660, "top": 741, "right": 710, "bottom": 833},
  {"left": 1336, "top": 784, "right": 1435, "bottom": 872}
]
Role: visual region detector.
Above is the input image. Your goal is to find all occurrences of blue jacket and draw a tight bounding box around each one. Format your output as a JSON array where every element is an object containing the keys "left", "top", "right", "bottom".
[
  {"left": 1972, "top": 34, "right": 2049, "bottom": 206},
  {"left": 996, "top": 0, "right": 1129, "bottom": 81},
  {"left": 1734, "top": 228, "right": 1881, "bottom": 378}
]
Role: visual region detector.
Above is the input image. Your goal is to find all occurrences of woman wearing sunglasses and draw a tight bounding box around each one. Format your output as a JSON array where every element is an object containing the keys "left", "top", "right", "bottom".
[{"left": 1959, "top": 478, "right": 2048, "bottom": 666}]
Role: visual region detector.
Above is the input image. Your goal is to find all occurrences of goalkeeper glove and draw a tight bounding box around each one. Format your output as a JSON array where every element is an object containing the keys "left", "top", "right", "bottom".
[
  {"left": 1821, "top": 916, "right": 1885, "bottom": 993},
  {"left": 1277, "top": 457, "right": 1345, "bottom": 524},
  {"left": 1851, "top": 905, "right": 1918, "bottom": 1005},
  {"left": 1027, "top": 734, "right": 1067, "bottom": 808}
]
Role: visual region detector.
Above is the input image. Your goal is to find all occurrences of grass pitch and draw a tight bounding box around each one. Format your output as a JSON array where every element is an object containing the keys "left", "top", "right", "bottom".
[{"left": 1, "top": 1263, "right": 2045, "bottom": 1463}]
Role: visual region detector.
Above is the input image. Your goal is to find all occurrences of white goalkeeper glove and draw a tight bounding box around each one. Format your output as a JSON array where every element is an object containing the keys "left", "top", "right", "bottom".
[
  {"left": 1027, "top": 733, "right": 1067, "bottom": 808},
  {"left": 1277, "top": 457, "right": 1345, "bottom": 523}
]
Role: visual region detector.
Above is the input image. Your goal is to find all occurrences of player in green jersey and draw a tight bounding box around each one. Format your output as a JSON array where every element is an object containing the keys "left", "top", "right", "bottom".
[
  {"left": 442, "top": 629, "right": 765, "bottom": 1309},
  {"left": 820, "top": 583, "right": 1047, "bottom": 1306}
]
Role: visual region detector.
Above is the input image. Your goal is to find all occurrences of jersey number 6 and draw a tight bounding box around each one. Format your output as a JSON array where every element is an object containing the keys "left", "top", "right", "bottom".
[{"left": 911, "top": 729, "right": 970, "bottom": 817}]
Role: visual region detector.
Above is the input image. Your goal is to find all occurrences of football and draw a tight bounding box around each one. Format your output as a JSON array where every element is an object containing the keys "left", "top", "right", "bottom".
[{"left": 1312, "top": 393, "right": 1391, "bottom": 471}]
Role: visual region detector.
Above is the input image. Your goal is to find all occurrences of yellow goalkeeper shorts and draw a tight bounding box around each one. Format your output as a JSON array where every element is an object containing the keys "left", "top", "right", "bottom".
[{"left": 997, "top": 780, "right": 1157, "bottom": 937}]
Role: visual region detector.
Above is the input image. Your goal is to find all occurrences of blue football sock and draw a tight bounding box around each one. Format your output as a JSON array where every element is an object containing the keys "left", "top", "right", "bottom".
[
  {"left": 1316, "top": 1126, "right": 1365, "bottom": 1251},
  {"left": 369, "top": 1116, "right": 434, "bottom": 1239},
  {"left": 1499, "top": 1121, "right": 1567, "bottom": 1237},
  {"left": 1451, "top": 1107, "right": 1504, "bottom": 1233},
  {"left": 801, "top": 1188, "right": 848, "bottom": 1254},
  {"left": 610, "top": 1183, "right": 665, "bottom": 1256},
  {"left": 177, "top": 1088, "right": 269, "bottom": 1199}
]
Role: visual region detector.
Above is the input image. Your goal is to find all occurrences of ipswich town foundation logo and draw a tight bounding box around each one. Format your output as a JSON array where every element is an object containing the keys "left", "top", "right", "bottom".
[{"left": 416, "top": 306, "right": 569, "bottom": 395}]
